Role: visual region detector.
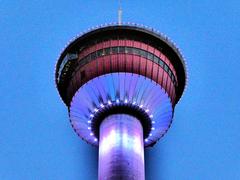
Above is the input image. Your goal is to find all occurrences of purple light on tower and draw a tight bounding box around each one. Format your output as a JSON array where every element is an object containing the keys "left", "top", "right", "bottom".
[
  {"left": 99, "top": 114, "right": 144, "bottom": 179},
  {"left": 55, "top": 24, "right": 187, "bottom": 180}
]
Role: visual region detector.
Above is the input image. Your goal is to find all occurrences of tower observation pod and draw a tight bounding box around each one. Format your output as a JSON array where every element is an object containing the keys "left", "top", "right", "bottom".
[{"left": 55, "top": 24, "right": 187, "bottom": 180}]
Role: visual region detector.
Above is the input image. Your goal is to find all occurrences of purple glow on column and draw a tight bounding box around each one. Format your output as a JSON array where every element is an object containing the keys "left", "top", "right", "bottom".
[{"left": 98, "top": 114, "right": 145, "bottom": 180}]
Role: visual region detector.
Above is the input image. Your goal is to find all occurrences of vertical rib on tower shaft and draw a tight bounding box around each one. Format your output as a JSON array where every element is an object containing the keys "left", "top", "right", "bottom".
[{"left": 98, "top": 114, "right": 145, "bottom": 180}]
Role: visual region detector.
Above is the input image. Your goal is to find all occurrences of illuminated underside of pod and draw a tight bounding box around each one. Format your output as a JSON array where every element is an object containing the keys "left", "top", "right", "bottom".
[{"left": 70, "top": 73, "right": 173, "bottom": 147}]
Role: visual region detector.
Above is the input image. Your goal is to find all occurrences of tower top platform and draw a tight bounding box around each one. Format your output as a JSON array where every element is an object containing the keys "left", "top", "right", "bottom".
[{"left": 55, "top": 24, "right": 187, "bottom": 105}]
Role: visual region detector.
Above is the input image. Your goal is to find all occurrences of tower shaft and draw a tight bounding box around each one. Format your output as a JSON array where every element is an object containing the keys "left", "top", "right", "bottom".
[{"left": 98, "top": 114, "right": 145, "bottom": 180}]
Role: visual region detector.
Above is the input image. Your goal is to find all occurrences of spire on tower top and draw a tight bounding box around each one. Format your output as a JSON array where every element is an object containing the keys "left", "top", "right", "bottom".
[{"left": 118, "top": 0, "right": 122, "bottom": 25}]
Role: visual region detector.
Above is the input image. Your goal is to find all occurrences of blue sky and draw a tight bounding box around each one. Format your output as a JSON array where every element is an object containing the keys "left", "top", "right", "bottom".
[{"left": 0, "top": 0, "right": 239, "bottom": 179}]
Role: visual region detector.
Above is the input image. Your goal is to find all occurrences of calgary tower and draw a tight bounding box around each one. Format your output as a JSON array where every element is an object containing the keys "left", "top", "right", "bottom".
[{"left": 55, "top": 21, "right": 187, "bottom": 179}]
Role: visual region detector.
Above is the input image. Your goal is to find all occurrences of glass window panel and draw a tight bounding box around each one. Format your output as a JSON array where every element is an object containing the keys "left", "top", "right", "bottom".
[
  {"left": 159, "top": 60, "right": 164, "bottom": 67},
  {"left": 132, "top": 48, "right": 138, "bottom": 55},
  {"left": 140, "top": 50, "right": 147, "bottom": 58},
  {"left": 102, "top": 49, "right": 105, "bottom": 56},
  {"left": 133, "top": 48, "right": 140, "bottom": 55},
  {"left": 153, "top": 56, "right": 159, "bottom": 63},
  {"left": 119, "top": 47, "right": 125, "bottom": 53},
  {"left": 105, "top": 48, "right": 110, "bottom": 55},
  {"left": 164, "top": 64, "right": 168, "bottom": 71},
  {"left": 147, "top": 53, "right": 154, "bottom": 60},
  {"left": 171, "top": 74, "right": 174, "bottom": 81},
  {"left": 97, "top": 49, "right": 103, "bottom": 57},
  {"left": 112, "top": 47, "right": 118, "bottom": 54},
  {"left": 91, "top": 52, "right": 96, "bottom": 60},
  {"left": 126, "top": 47, "right": 132, "bottom": 53},
  {"left": 86, "top": 55, "right": 91, "bottom": 63}
]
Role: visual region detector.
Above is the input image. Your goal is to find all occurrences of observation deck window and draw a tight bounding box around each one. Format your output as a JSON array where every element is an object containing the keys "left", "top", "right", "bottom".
[
  {"left": 57, "top": 53, "right": 78, "bottom": 83},
  {"left": 119, "top": 47, "right": 125, "bottom": 53},
  {"left": 77, "top": 46, "right": 177, "bottom": 85},
  {"left": 112, "top": 47, "right": 118, "bottom": 54}
]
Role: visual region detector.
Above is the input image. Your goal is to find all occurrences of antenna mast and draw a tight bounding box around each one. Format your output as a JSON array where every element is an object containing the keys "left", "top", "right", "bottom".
[{"left": 118, "top": 0, "right": 122, "bottom": 25}]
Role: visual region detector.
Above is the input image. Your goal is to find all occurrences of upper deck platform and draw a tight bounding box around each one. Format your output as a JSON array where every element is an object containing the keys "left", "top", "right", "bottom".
[{"left": 55, "top": 24, "right": 187, "bottom": 105}]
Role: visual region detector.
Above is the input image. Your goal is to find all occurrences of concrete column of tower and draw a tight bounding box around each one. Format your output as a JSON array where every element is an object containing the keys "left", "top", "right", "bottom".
[{"left": 98, "top": 114, "right": 145, "bottom": 180}]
